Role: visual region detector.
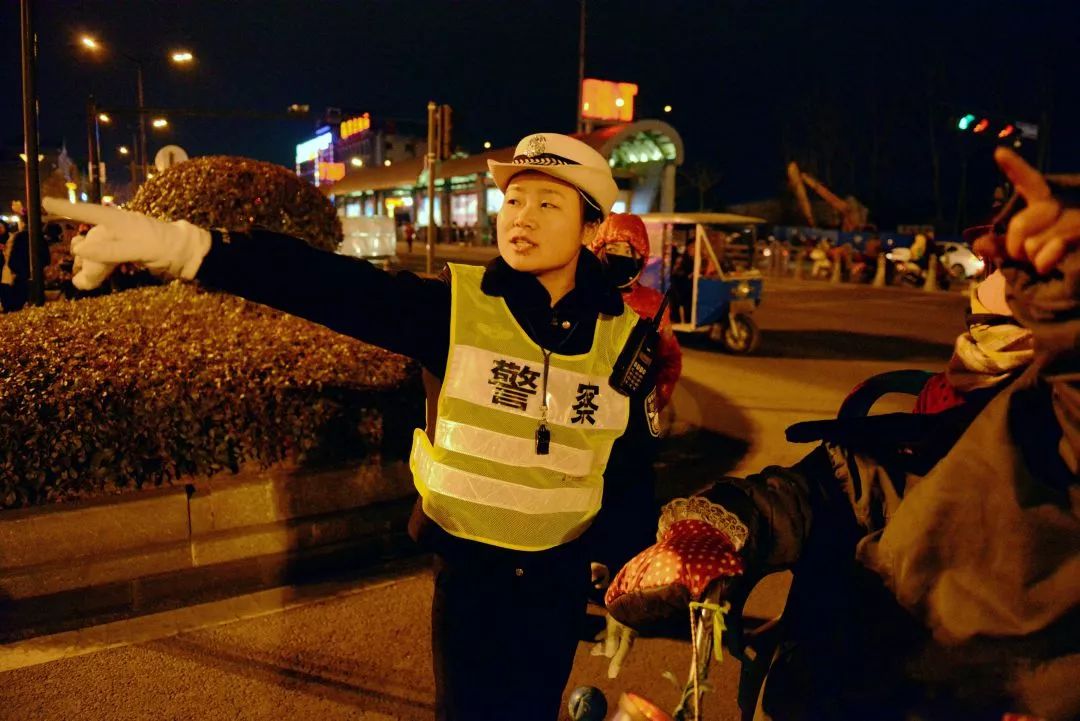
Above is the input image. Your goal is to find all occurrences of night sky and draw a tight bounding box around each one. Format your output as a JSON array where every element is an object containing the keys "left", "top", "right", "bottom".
[{"left": 2, "top": 0, "right": 1077, "bottom": 228}]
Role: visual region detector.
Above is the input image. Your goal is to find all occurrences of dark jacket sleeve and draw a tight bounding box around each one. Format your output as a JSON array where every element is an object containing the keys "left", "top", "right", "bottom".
[
  {"left": 195, "top": 230, "right": 451, "bottom": 373},
  {"left": 1005, "top": 251, "right": 1080, "bottom": 474}
]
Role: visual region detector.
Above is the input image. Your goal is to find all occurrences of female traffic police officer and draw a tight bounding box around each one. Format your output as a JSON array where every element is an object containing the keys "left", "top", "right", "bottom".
[{"left": 45, "top": 132, "right": 661, "bottom": 721}]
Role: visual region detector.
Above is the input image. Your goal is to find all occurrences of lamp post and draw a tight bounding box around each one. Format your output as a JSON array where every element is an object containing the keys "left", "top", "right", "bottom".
[
  {"left": 135, "top": 59, "right": 147, "bottom": 183},
  {"left": 86, "top": 95, "right": 103, "bottom": 202},
  {"left": 78, "top": 36, "right": 193, "bottom": 187},
  {"left": 21, "top": 0, "right": 44, "bottom": 306}
]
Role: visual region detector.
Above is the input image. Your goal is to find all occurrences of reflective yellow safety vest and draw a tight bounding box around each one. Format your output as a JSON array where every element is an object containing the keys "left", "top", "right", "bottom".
[{"left": 410, "top": 263, "right": 639, "bottom": 551}]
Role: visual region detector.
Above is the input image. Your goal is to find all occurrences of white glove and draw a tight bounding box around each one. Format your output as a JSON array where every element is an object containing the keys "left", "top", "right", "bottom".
[
  {"left": 42, "top": 199, "right": 212, "bottom": 290},
  {"left": 591, "top": 612, "right": 636, "bottom": 679}
]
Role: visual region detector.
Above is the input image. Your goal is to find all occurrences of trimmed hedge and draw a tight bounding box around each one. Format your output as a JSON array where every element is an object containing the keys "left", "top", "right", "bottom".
[
  {"left": 0, "top": 284, "right": 421, "bottom": 509},
  {"left": 127, "top": 156, "right": 343, "bottom": 252}
]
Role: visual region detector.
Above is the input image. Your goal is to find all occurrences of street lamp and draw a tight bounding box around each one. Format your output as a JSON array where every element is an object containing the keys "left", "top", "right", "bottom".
[
  {"left": 152, "top": 118, "right": 169, "bottom": 129},
  {"left": 118, "top": 145, "right": 130, "bottom": 156},
  {"left": 663, "top": 104, "right": 672, "bottom": 113},
  {"left": 76, "top": 34, "right": 194, "bottom": 186},
  {"left": 483, "top": 141, "right": 492, "bottom": 149},
  {"left": 98, "top": 112, "right": 111, "bottom": 124}
]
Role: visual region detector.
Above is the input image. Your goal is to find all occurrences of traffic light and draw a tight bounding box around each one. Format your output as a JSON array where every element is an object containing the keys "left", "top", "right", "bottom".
[
  {"left": 440, "top": 104, "right": 453, "bottom": 160},
  {"left": 954, "top": 113, "right": 1033, "bottom": 147}
]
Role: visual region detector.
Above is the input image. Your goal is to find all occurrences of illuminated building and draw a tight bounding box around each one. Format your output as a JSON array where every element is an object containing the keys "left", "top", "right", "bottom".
[
  {"left": 294, "top": 107, "right": 426, "bottom": 188},
  {"left": 324, "top": 120, "right": 683, "bottom": 243}
]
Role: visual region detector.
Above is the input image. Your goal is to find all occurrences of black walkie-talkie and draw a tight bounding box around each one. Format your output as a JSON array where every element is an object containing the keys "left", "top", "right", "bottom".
[{"left": 609, "top": 289, "right": 671, "bottom": 397}]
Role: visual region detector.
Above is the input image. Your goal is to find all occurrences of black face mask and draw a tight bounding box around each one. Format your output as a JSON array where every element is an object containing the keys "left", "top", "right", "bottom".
[{"left": 603, "top": 254, "right": 644, "bottom": 289}]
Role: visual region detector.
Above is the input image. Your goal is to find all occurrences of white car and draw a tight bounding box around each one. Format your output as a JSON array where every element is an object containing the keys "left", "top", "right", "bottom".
[{"left": 938, "top": 241, "right": 985, "bottom": 279}]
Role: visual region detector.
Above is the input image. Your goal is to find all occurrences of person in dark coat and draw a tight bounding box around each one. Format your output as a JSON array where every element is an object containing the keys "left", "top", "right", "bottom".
[{"left": 1, "top": 221, "right": 48, "bottom": 312}]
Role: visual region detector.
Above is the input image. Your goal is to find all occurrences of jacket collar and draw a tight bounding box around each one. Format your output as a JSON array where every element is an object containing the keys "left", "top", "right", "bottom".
[{"left": 480, "top": 249, "right": 625, "bottom": 317}]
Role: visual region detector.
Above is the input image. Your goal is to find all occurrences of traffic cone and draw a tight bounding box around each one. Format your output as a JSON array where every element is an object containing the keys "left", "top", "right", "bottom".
[
  {"left": 872, "top": 253, "right": 887, "bottom": 287},
  {"left": 830, "top": 255, "right": 843, "bottom": 284},
  {"left": 924, "top": 254, "right": 939, "bottom": 292}
]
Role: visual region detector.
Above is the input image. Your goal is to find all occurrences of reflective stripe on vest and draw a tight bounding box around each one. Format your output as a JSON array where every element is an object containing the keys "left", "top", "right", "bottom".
[{"left": 410, "top": 262, "right": 637, "bottom": 551}]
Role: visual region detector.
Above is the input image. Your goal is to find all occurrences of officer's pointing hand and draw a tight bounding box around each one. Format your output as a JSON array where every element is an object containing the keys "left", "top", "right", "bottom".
[{"left": 42, "top": 198, "right": 212, "bottom": 290}]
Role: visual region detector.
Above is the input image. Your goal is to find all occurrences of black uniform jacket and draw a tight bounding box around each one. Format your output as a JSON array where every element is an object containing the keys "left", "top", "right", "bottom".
[{"left": 197, "top": 230, "right": 658, "bottom": 574}]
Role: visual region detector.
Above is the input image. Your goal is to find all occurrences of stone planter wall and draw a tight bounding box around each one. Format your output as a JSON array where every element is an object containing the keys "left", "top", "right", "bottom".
[{"left": 0, "top": 460, "right": 418, "bottom": 640}]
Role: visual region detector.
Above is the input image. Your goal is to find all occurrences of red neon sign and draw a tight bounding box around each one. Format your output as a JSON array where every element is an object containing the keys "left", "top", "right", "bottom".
[{"left": 582, "top": 79, "right": 638, "bottom": 123}]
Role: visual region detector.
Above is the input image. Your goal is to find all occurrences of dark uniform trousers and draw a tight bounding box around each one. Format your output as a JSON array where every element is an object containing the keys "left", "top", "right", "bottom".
[{"left": 432, "top": 551, "right": 590, "bottom": 721}]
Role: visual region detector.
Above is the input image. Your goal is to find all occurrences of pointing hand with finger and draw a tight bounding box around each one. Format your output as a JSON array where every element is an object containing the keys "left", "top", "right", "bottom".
[{"left": 42, "top": 198, "right": 212, "bottom": 290}]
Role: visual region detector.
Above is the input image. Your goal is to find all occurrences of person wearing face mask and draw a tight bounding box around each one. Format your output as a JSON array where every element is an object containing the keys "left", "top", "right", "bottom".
[
  {"left": 45, "top": 132, "right": 661, "bottom": 721},
  {"left": 589, "top": 213, "right": 682, "bottom": 412},
  {"left": 912, "top": 268, "right": 1034, "bottom": 414}
]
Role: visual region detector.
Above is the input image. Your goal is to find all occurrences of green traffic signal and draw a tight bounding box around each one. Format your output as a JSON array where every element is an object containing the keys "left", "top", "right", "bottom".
[{"left": 957, "top": 113, "right": 976, "bottom": 131}]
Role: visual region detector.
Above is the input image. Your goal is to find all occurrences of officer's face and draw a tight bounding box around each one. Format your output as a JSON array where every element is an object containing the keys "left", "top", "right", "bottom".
[{"left": 497, "top": 172, "right": 590, "bottom": 276}]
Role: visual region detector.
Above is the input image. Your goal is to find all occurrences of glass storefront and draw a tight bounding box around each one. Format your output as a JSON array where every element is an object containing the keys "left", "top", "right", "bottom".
[
  {"left": 486, "top": 187, "right": 503, "bottom": 214},
  {"left": 417, "top": 196, "right": 443, "bottom": 226},
  {"left": 451, "top": 193, "right": 478, "bottom": 226}
]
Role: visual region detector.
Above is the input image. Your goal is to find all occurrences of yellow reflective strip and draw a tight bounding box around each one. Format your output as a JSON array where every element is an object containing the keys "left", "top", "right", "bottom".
[
  {"left": 413, "top": 444, "right": 602, "bottom": 515},
  {"left": 445, "top": 344, "right": 628, "bottom": 430},
  {"left": 435, "top": 418, "right": 594, "bottom": 477}
]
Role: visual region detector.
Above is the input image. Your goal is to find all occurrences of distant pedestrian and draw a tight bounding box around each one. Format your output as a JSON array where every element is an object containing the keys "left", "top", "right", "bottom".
[
  {"left": 403, "top": 221, "right": 416, "bottom": 253},
  {"left": 1, "top": 216, "right": 48, "bottom": 312}
]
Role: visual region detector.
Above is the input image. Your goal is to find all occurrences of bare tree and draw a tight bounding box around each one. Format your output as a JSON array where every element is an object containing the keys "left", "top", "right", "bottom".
[{"left": 680, "top": 162, "right": 722, "bottom": 211}]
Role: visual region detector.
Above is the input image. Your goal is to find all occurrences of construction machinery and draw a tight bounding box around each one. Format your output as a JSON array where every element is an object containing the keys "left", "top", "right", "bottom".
[{"left": 786, "top": 161, "right": 870, "bottom": 231}]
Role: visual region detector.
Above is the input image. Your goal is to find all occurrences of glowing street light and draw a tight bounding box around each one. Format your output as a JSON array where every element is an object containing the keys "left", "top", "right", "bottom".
[
  {"left": 383, "top": 159, "right": 392, "bottom": 167},
  {"left": 97, "top": 112, "right": 111, "bottom": 124},
  {"left": 483, "top": 141, "right": 492, "bottom": 149},
  {"left": 350, "top": 157, "right": 363, "bottom": 167},
  {"left": 663, "top": 104, "right": 672, "bottom": 113},
  {"left": 118, "top": 145, "right": 130, "bottom": 156},
  {"left": 76, "top": 33, "right": 196, "bottom": 186}
]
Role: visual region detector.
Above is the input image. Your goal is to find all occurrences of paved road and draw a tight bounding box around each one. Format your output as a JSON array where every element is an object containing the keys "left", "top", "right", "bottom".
[{"left": 0, "top": 276, "right": 969, "bottom": 721}]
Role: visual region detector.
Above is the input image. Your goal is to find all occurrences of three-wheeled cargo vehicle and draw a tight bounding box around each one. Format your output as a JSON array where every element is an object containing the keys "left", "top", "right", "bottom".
[{"left": 638, "top": 213, "right": 766, "bottom": 354}]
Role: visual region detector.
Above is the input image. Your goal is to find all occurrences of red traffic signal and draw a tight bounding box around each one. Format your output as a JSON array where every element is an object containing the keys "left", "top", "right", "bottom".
[
  {"left": 973, "top": 118, "right": 990, "bottom": 133},
  {"left": 998, "top": 124, "right": 1016, "bottom": 139}
]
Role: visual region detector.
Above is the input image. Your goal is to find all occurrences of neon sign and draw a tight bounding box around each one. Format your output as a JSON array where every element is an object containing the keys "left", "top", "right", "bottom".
[
  {"left": 582, "top": 79, "right": 638, "bottom": 123},
  {"left": 340, "top": 113, "right": 372, "bottom": 140},
  {"left": 296, "top": 133, "right": 332, "bottom": 164},
  {"left": 318, "top": 162, "right": 346, "bottom": 182}
]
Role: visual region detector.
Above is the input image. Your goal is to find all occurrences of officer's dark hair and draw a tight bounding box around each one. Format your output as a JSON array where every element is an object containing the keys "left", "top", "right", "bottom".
[{"left": 581, "top": 193, "right": 604, "bottom": 227}]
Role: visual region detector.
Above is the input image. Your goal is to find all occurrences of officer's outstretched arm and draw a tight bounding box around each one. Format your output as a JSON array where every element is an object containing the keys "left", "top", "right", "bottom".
[{"left": 43, "top": 199, "right": 450, "bottom": 366}]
